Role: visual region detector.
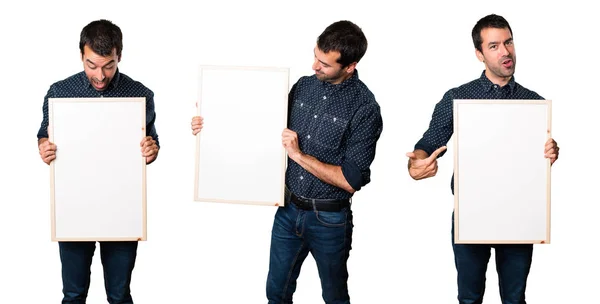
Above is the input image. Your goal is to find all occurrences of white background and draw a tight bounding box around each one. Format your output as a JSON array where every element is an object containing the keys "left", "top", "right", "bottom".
[{"left": 0, "top": 0, "right": 598, "bottom": 303}]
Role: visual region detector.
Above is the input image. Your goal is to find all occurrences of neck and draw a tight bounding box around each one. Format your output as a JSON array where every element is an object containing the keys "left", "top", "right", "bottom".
[
  {"left": 485, "top": 69, "right": 511, "bottom": 87},
  {"left": 329, "top": 70, "right": 353, "bottom": 85}
]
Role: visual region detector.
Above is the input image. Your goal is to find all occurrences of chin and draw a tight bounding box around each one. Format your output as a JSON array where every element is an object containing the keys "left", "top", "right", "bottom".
[{"left": 315, "top": 75, "right": 326, "bottom": 81}]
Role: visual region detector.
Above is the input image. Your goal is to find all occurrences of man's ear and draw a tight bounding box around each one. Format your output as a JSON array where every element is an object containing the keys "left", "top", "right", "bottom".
[
  {"left": 475, "top": 49, "right": 484, "bottom": 62},
  {"left": 345, "top": 62, "right": 357, "bottom": 73}
]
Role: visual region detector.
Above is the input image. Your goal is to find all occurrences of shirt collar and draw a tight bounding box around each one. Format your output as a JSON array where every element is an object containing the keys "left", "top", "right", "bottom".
[
  {"left": 320, "top": 69, "right": 359, "bottom": 90},
  {"left": 81, "top": 68, "right": 122, "bottom": 91},
  {"left": 478, "top": 70, "right": 516, "bottom": 94}
]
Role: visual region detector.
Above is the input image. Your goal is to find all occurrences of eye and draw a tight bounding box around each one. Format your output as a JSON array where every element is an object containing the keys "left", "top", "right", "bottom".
[
  {"left": 87, "top": 64, "right": 96, "bottom": 69},
  {"left": 490, "top": 45, "right": 497, "bottom": 50}
]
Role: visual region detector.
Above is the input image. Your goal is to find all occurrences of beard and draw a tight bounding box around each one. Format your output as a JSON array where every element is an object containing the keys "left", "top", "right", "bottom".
[
  {"left": 315, "top": 69, "right": 346, "bottom": 83},
  {"left": 490, "top": 56, "right": 516, "bottom": 78}
]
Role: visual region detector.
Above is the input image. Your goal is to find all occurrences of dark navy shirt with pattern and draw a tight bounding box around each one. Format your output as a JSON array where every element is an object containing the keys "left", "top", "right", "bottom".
[
  {"left": 414, "top": 71, "right": 543, "bottom": 193},
  {"left": 286, "top": 71, "right": 383, "bottom": 200},
  {"left": 37, "top": 69, "right": 159, "bottom": 146}
]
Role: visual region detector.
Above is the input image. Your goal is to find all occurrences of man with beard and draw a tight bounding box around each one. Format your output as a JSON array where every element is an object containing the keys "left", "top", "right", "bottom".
[
  {"left": 406, "top": 14, "right": 559, "bottom": 304},
  {"left": 191, "top": 20, "right": 383, "bottom": 304},
  {"left": 37, "top": 19, "right": 159, "bottom": 303}
]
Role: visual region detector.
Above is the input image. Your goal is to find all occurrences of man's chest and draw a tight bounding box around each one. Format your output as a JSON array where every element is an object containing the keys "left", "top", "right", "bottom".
[{"left": 289, "top": 89, "right": 355, "bottom": 152}]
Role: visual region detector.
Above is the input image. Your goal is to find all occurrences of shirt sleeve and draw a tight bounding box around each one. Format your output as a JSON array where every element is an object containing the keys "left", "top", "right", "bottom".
[
  {"left": 145, "top": 89, "right": 160, "bottom": 148},
  {"left": 341, "top": 102, "right": 383, "bottom": 191},
  {"left": 414, "top": 90, "right": 454, "bottom": 158},
  {"left": 286, "top": 81, "right": 299, "bottom": 128},
  {"left": 37, "top": 85, "right": 55, "bottom": 140}
]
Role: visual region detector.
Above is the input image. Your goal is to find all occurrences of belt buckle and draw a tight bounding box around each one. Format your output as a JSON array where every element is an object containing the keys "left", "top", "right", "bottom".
[
  {"left": 299, "top": 196, "right": 310, "bottom": 210},
  {"left": 296, "top": 195, "right": 312, "bottom": 210}
]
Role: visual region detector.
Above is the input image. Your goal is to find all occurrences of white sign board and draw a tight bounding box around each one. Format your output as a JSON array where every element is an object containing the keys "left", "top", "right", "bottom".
[
  {"left": 195, "top": 66, "right": 289, "bottom": 206},
  {"left": 453, "top": 99, "right": 551, "bottom": 244},
  {"left": 49, "top": 97, "right": 146, "bottom": 241}
]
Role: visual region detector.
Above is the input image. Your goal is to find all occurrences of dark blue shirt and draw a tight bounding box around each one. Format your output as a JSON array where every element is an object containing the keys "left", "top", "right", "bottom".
[
  {"left": 286, "top": 71, "right": 383, "bottom": 200},
  {"left": 37, "top": 70, "right": 159, "bottom": 146},
  {"left": 414, "top": 71, "right": 543, "bottom": 192}
]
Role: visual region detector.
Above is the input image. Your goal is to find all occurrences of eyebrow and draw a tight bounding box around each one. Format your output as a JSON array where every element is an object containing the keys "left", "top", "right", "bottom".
[
  {"left": 85, "top": 59, "right": 115, "bottom": 67},
  {"left": 488, "top": 37, "right": 513, "bottom": 47}
]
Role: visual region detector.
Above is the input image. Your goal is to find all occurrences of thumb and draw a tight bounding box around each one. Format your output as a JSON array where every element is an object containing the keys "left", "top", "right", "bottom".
[{"left": 406, "top": 152, "right": 416, "bottom": 159}]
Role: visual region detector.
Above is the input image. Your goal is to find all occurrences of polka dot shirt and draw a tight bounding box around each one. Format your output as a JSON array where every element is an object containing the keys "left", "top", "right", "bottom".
[
  {"left": 286, "top": 70, "right": 383, "bottom": 200},
  {"left": 414, "top": 71, "right": 543, "bottom": 193},
  {"left": 37, "top": 70, "right": 159, "bottom": 147}
]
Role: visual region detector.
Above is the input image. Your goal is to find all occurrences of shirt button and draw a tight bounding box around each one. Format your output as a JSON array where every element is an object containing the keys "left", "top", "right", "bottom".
[
  {"left": 314, "top": 115, "right": 318, "bottom": 118},
  {"left": 300, "top": 176, "right": 304, "bottom": 180},
  {"left": 323, "top": 96, "right": 327, "bottom": 100},
  {"left": 307, "top": 135, "right": 311, "bottom": 139}
]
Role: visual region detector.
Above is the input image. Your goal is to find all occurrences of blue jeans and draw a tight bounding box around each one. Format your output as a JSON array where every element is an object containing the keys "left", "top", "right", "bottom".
[
  {"left": 59, "top": 241, "right": 138, "bottom": 304},
  {"left": 452, "top": 216, "right": 533, "bottom": 304},
  {"left": 266, "top": 200, "right": 353, "bottom": 304}
]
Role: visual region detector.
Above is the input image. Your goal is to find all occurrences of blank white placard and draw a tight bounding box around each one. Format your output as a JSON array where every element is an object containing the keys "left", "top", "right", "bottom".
[
  {"left": 453, "top": 100, "right": 551, "bottom": 244},
  {"left": 195, "top": 66, "right": 289, "bottom": 206},
  {"left": 49, "top": 98, "right": 146, "bottom": 241}
]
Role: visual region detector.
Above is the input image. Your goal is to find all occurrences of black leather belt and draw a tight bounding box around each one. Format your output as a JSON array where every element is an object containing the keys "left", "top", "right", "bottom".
[{"left": 286, "top": 188, "right": 350, "bottom": 212}]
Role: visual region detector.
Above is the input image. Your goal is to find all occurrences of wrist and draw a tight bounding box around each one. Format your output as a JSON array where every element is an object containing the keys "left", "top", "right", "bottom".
[{"left": 289, "top": 150, "right": 303, "bottom": 161}]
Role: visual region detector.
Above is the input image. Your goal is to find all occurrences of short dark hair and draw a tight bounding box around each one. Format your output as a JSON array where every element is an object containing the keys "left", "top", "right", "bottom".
[
  {"left": 472, "top": 14, "right": 513, "bottom": 52},
  {"left": 317, "top": 20, "right": 368, "bottom": 67},
  {"left": 79, "top": 19, "right": 123, "bottom": 57}
]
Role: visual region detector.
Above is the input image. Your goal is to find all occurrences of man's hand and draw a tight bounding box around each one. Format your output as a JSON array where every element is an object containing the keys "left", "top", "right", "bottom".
[
  {"left": 141, "top": 136, "right": 159, "bottom": 164},
  {"left": 38, "top": 138, "right": 57, "bottom": 165},
  {"left": 191, "top": 116, "right": 203, "bottom": 135},
  {"left": 406, "top": 146, "right": 447, "bottom": 180},
  {"left": 545, "top": 138, "right": 559, "bottom": 165},
  {"left": 282, "top": 128, "right": 302, "bottom": 160}
]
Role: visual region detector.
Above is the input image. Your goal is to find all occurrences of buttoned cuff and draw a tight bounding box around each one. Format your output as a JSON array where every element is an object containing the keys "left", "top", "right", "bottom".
[{"left": 341, "top": 160, "right": 363, "bottom": 191}]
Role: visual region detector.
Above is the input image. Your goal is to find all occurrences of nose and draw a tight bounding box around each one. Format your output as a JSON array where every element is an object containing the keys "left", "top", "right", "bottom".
[
  {"left": 312, "top": 58, "right": 320, "bottom": 71},
  {"left": 97, "top": 68, "right": 105, "bottom": 81},
  {"left": 499, "top": 43, "right": 509, "bottom": 56}
]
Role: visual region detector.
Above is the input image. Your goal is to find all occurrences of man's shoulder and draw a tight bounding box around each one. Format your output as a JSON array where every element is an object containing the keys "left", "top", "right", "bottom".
[
  {"left": 47, "top": 72, "right": 88, "bottom": 97},
  {"left": 446, "top": 77, "right": 482, "bottom": 97},
  {"left": 513, "top": 82, "right": 544, "bottom": 99},
  {"left": 50, "top": 71, "right": 86, "bottom": 88},
  {"left": 353, "top": 77, "right": 377, "bottom": 103},
  {"left": 116, "top": 72, "right": 154, "bottom": 96}
]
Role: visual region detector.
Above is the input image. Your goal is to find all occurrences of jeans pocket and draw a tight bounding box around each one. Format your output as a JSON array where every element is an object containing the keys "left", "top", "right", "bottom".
[{"left": 315, "top": 209, "right": 347, "bottom": 227}]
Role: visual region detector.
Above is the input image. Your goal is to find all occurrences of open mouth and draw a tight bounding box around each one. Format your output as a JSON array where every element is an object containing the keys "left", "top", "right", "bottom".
[
  {"left": 93, "top": 79, "right": 107, "bottom": 89},
  {"left": 502, "top": 58, "right": 513, "bottom": 68}
]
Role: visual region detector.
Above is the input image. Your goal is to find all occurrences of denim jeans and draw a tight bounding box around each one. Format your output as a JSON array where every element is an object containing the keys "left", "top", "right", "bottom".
[
  {"left": 59, "top": 241, "right": 138, "bottom": 304},
  {"left": 266, "top": 199, "right": 353, "bottom": 304},
  {"left": 451, "top": 215, "right": 533, "bottom": 304}
]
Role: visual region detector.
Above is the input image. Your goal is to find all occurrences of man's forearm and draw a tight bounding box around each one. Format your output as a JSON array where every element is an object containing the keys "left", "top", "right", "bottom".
[{"left": 291, "top": 152, "right": 355, "bottom": 194}]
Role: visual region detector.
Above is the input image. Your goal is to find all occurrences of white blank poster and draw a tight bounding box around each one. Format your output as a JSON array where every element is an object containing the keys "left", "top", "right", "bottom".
[
  {"left": 50, "top": 97, "right": 146, "bottom": 241},
  {"left": 453, "top": 100, "right": 551, "bottom": 244},
  {"left": 195, "top": 66, "right": 289, "bottom": 206}
]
